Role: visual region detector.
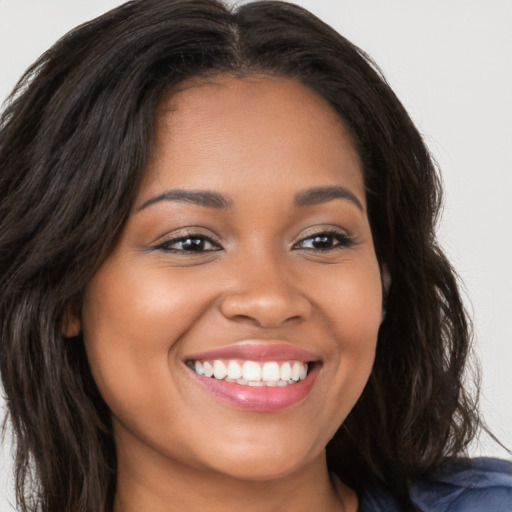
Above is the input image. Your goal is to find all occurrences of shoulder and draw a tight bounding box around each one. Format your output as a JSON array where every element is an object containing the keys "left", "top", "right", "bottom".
[
  {"left": 409, "top": 457, "right": 512, "bottom": 512},
  {"left": 359, "top": 458, "right": 512, "bottom": 512}
]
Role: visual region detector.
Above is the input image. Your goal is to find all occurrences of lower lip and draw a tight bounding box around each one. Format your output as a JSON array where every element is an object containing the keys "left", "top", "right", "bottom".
[{"left": 189, "top": 366, "right": 319, "bottom": 412}]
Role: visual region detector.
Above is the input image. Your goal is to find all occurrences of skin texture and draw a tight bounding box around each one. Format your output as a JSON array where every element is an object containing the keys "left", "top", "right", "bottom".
[{"left": 71, "top": 75, "right": 383, "bottom": 511}]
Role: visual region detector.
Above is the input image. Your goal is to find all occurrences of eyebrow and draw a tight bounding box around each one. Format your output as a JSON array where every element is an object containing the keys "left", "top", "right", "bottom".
[
  {"left": 137, "top": 189, "right": 232, "bottom": 211},
  {"left": 294, "top": 186, "right": 364, "bottom": 211},
  {"left": 137, "top": 185, "right": 363, "bottom": 212}
]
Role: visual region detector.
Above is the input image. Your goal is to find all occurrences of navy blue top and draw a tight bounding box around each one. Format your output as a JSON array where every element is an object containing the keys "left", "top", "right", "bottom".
[{"left": 359, "top": 458, "right": 512, "bottom": 511}]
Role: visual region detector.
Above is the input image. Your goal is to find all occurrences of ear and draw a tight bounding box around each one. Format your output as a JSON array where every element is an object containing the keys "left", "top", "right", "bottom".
[
  {"left": 381, "top": 265, "right": 391, "bottom": 321},
  {"left": 62, "top": 302, "right": 81, "bottom": 338}
]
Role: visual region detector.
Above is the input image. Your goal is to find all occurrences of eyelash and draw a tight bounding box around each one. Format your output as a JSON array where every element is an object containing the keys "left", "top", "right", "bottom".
[
  {"left": 153, "top": 232, "right": 222, "bottom": 253},
  {"left": 153, "top": 228, "right": 356, "bottom": 254},
  {"left": 293, "top": 229, "right": 356, "bottom": 251}
]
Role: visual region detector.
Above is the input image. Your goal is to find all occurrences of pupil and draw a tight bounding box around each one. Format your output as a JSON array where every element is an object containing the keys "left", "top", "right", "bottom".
[
  {"left": 183, "top": 238, "right": 203, "bottom": 251},
  {"left": 313, "top": 235, "right": 333, "bottom": 248}
]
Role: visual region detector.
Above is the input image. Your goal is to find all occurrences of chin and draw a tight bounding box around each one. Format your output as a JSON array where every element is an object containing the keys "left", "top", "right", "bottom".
[
  {"left": 211, "top": 456, "right": 311, "bottom": 482},
  {"left": 195, "top": 434, "right": 325, "bottom": 482}
]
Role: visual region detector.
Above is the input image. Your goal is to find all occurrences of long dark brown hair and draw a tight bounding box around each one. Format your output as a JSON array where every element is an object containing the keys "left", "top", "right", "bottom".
[{"left": 0, "top": 1, "right": 479, "bottom": 510}]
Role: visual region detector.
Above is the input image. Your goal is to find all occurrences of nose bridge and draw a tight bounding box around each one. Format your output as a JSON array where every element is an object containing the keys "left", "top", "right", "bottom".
[{"left": 219, "top": 245, "right": 311, "bottom": 328}]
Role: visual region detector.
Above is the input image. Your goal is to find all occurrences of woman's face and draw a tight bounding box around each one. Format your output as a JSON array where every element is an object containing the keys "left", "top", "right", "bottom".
[{"left": 77, "top": 75, "right": 383, "bottom": 481}]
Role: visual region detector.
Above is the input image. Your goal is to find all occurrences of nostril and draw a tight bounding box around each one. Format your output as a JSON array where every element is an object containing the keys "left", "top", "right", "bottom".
[
  {"left": 225, "top": 310, "right": 306, "bottom": 329},
  {"left": 230, "top": 314, "right": 260, "bottom": 326},
  {"left": 283, "top": 315, "right": 303, "bottom": 325}
]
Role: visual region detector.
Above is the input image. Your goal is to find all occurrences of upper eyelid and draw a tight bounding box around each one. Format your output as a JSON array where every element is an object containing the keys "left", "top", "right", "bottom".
[
  {"left": 153, "top": 230, "right": 222, "bottom": 250},
  {"left": 292, "top": 228, "right": 357, "bottom": 248},
  {"left": 294, "top": 226, "right": 352, "bottom": 240},
  {"left": 150, "top": 225, "right": 354, "bottom": 248},
  {"left": 152, "top": 226, "right": 220, "bottom": 242}
]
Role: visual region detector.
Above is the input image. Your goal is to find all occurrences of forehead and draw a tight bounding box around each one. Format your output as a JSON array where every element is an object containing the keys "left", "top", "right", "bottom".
[{"left": 140, "top": 74, "right": 364, "bottom": 205}]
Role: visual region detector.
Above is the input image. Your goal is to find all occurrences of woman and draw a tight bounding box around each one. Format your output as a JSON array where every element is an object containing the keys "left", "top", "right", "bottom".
[{"left": 0, "top": 1, "right": 510, "bottom": 511}]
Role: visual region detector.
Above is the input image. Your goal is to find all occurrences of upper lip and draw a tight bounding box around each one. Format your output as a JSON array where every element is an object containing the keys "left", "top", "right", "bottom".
[{"left": 185, "top": 341, "right": 321, "bottom": 363}]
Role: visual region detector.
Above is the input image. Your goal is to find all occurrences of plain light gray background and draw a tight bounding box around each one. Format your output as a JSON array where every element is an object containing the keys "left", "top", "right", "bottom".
[{"left": 1, "top": 0, "right": 511, "bottom": 509}]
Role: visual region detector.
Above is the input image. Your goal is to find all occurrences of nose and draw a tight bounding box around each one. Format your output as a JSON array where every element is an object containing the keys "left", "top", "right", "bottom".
[{"left": 219, "top": 256, "right": 312, "bottom": 329}]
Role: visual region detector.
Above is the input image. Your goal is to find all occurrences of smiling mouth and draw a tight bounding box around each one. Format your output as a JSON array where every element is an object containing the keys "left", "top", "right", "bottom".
[
  {"left": 184, "top": 342, "right": 321, "bottom": 411},
  {"left": 186, "top": 359, "right": 309, "bottom": 387}
]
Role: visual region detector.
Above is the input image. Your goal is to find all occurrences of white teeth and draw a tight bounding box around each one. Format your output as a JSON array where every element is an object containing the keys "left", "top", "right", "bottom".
[
  {"left": 291, "top": 361, "right": 301, "bottom": 381},
  {"left": 189, "top": 359, "right": 310, "bottom": 386},
  {"left": 203, "top": 361, "right": 213, "bottom": 378},
  {"left": 242, "top": 361, "right": 262, "bottom": 381},
  {"left": 248, "top": 380, "right": 265, "bottom": 387},
  {"left": 194, "top": 360, "right": 204, "bottom": 375},
  {"left": 213, "top": 360, "right": 227, "bottom": 380},
  {"left": 262, "top": 362, "right": 280, "bottom": 381},
  {"left": 227, "top": 360, "right": 242, "bottom": 380},
  {"left": 280, "top": 361, "right": 291, "bottom": 381}
]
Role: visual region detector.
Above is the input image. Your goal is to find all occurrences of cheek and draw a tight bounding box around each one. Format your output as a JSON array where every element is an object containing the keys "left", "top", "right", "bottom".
[
  {"left": 338, "top": 262, "right": 382, "bottom": 361},
  {"left": 315, "top": 256, "right": 383, "bottom": 344},
  {"left": 310, "top": 258, "right": 382, "bottom": 409},
  {"left": 79, "top": 260, "right": 212, "bottom": 415},
  {"left": 82, "top": 258, "right": 211, "bottom": 350}
]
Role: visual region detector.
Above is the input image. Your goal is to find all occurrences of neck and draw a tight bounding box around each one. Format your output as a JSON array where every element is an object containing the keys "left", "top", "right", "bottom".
[{"left": 112, "top": 441, "right": 357, "bottom": 512}]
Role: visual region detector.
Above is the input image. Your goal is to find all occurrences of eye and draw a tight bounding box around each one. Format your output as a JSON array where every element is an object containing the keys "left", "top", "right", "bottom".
[
  {"left": 154, "top": 233, "right": 222, "bottom": 253},
  {"left": 293, "top": 229, "right": 356, "bottom": 251}
]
